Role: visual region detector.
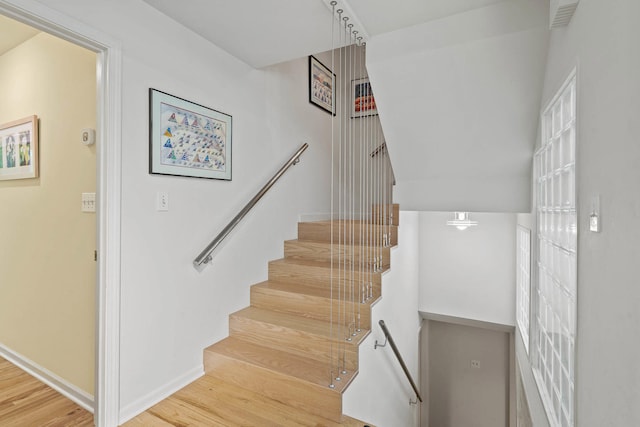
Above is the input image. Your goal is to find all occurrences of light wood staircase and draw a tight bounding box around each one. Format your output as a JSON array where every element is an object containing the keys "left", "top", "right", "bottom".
[{"left": 127, "top": 205, "right": 399, "bottom": 426}]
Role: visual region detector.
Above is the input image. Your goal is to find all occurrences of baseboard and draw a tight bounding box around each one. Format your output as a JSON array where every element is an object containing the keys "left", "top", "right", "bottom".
[
  {"left": 0, "top": 342, "right": 94, "bottom": 412},
  {"left": 118, "top": 364, "right": 204, "bottom": 425}
]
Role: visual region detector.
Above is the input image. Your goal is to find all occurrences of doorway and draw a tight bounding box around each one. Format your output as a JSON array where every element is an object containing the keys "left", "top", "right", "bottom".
[
  {"left": 421, "top": 318, "right": 514, "bottom": 427},
  {"left": 0, "top": 13, "right": 97, "bottom": 406},
  {"left": 0, "top": 2, "right": 122, "bottom": 426}
]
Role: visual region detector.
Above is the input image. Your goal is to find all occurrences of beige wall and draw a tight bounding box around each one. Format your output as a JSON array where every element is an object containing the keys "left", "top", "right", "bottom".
[{"left": 0, "top": 32, "right": 96, "bottom": 395}]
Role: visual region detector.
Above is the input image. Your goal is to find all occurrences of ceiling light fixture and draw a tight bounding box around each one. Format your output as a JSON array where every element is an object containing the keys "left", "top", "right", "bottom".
[{"left": 447, "top": 212, "right": 478, "bottom": 231}]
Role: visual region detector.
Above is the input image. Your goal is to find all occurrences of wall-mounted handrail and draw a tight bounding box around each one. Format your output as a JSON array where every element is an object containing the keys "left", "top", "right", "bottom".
[
  {"left": 376, "top": 319, "right": 423, "bottom": 403},
  {"left": 369, "top": 142, "right": 396, "bottom": 185},
  {"left": 193, "top": 143, "right": 309, "bottom": 270}
]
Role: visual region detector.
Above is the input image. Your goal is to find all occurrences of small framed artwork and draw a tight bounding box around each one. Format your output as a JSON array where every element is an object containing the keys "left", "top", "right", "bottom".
[
  {"left": 351, "top": 77, "right": 378, "bottom": 118},
  {"left": 149, "top": 88, "right": 232, "bottom": 180},
  {"left": 0, "top": 115, "right": 39, "bottom": 181},
  {"left": 309, "top": 55, "right": 335, "bottom": 115}
]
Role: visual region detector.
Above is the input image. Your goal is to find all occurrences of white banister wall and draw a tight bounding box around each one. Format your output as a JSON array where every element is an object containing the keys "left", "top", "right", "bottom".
[{"left": 343, "top": 211, "right": 421, "bottom": 427}]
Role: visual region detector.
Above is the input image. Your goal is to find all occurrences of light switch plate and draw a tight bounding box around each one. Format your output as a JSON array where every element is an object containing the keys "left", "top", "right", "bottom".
[
  {"left": 82, "top": 192, "right": 96, "bottom": 212},
  {"left": 589, "top": 213, "right": 600, "bottom": 232},
  {"left": 157, "top": 192, "right": 169, "bottom": 211}
]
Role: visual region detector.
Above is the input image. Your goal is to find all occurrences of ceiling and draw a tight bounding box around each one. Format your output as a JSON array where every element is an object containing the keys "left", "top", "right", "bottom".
[
  {"left": 0, "top": 15, "right": 39, "bottom": 56},
  {"left": 142, "top": 0, "right": 509, "bottom": 68}
]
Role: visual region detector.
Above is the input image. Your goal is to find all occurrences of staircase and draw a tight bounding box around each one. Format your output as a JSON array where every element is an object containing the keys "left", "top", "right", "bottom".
[{"left": 126, "top": 205, "right": 399, "bottom": 426}]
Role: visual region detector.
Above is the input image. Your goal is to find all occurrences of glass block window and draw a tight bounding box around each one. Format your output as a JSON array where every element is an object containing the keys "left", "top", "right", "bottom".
[
  {"left": 532, "top": 72, "right": 577, "bottom": 427},
  {"left": 516, "top": 225, "right": 531, "bottom": 353}
]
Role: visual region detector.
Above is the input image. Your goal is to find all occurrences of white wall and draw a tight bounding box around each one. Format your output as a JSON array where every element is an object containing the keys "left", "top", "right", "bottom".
[
  {"left": 419, "top": 212, "right": 517, "bottom": 326},
  {"left": 519, "top": 0, "right": 640, "bottom": 425},
  {"left": 343, "top": 211, "right": 421, "bottom": 427},
  {"left": 5, "top": 0, "right": 338, "bottom": 420},
  {"left": 366, "top": 0, "right": 549, "bottom": 213}
]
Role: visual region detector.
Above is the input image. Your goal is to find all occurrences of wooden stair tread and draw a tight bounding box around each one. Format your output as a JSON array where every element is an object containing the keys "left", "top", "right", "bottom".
[
  {"left": 254, "top": 280, "right": 337, "bottom": 299},
  {"left": 298, "top": 219, "right": 398, "bottom": 231},
  {"left": 205, "top": 337, "right": 355, "bottom": 392},
  {"left": 283, "top": 240, "right": 391, "bottom": 271},
  {"left": 271, "top": 257, "right": 334, "bottom": 269},
  {"left": 231, "top": 306, "right": 369, "bottom": 347},
  {"left": 270, "top": 257, "right": 388, "bottom": 273},
  {"left": 297, "top": 221, "right": 398, "bottom": 246},
  {"left": 285, "top": 238, "right": 390, "bottom": 250},
  {"left": 253, "top": 280, "right": 381, "bottom": 305},
  {"left": 140, "top": 375, "right": 373, "bottom": 427},
  {"left": 300, "top": 219, "right": 393, "bottom": 225}
]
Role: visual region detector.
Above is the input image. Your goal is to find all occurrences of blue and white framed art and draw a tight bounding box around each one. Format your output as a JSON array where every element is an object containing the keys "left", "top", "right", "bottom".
[{"left": 149, "top": 89, "right": 232, "bottom": 180}]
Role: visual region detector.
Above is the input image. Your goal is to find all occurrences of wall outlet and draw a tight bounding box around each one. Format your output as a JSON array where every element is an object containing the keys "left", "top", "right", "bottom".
[{"left": 471, "top": 360, "right": 481, "bottom": 369}]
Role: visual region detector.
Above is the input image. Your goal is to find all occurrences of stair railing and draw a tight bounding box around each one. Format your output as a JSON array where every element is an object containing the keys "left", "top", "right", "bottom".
[
  {"left": 375, "top": 320, "right": 423, "bottom": 405},
  {"left": 193, "top": 143, "right": 309, "bottom": 271},
  {"left": 325, "top": 15, "right": 398, "bottom": 388}
]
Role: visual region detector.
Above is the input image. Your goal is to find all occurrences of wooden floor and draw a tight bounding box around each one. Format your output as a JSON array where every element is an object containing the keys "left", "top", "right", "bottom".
[
  {"left": 0, "top": 357, "right": 94, "bottom": 426},
  {"left": 123, "top": 375, "right": 372, "bottom": 427}
]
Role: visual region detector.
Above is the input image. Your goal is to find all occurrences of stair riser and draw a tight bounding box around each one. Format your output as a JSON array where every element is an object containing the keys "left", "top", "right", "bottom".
[
  {"left": 251, "top": 286, "right": 372, "bottom": 329},
  {"left": 372, "top": 204, "right": 400, "bottom": 226},
  {"left": 229, "top": 315, "right": 361, "bottom": 372},
  {"left": 284, "top": 240, "right": 391, "bottom": 269},
  {"left": 268, "top": 263, "right": 383, "bottom": 293},
  {"left": 204, "top": 350, "right": 344, "bottom": 422},
  {"left": 298, "top": 222, "right": 398, "bottom": 246}
]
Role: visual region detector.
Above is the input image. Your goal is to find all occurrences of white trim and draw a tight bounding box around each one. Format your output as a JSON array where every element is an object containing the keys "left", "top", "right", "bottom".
[
  {"left": 96, "top": 44, "right": 123, "bottom": 427},
  {"left": 542, "top": 67, "right": 577, "bottom": 117},
  {"left": 118, "top": 366, "right": 204, "bottom": 425},
  {"left": 0, "top": 2, "right": 123, "bottom": 426},
  {"left": 516, "top": 225, "right": 531, "bottom": 354},
  {"left": 515, "top": 332, "right": 551, "bottom": 427},
  {"left": 419, "top": 311, "right": 515, "bottom": 333},
  {"left": 509, "top": 331, "right": 516, "bottom": 427},
  {"left": 0, "top": 343, "right": 94, "bottom": 413}
]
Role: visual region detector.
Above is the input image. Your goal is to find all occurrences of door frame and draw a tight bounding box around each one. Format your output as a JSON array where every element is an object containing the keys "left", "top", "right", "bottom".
[{"left": 0, "top": 1, "right": 122, "bottom": 425}]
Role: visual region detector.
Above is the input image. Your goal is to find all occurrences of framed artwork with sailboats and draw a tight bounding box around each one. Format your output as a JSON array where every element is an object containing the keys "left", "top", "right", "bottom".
[{"left": 149, "top": 88, "right": 232, "bottom": 180}]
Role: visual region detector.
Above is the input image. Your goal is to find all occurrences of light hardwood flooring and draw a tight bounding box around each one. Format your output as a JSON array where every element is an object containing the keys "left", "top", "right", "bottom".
[
  {"left": 123, "top": 375, "right": 371, "bottom": 427},
  {"left": 0, "top": 356, "right": 93, "bottom": 426}
]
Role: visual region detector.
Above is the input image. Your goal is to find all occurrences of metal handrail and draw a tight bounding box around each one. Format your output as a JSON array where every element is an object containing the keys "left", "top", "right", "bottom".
[
  {"left": 369, "top": 142, "right": 396, "bottom": 186},
  {"left": 193, "top": 143, "right": 309, "bottom": 270},
  {"left": 376, "top": 320, "right": 423, "bottom": 403}
]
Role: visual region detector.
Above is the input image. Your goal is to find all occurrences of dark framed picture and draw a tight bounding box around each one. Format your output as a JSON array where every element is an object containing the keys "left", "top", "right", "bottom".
[
  {"left": 0, "top": 115, "right": 39, "bottom": 181},
  {"left": 309, "top": 55, "right": 336, "bottom": 115},
  {"left": 351, "top": 77, "right": 378, "bottom": 118},
  {"left": 149, "top": 88, "right": 232, "bottom": 180}
]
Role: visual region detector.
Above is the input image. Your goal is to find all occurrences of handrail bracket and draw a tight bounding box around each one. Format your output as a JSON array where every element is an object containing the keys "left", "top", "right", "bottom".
[{"left": 374, "top": 336, "right": 387, "bottom": 349}]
